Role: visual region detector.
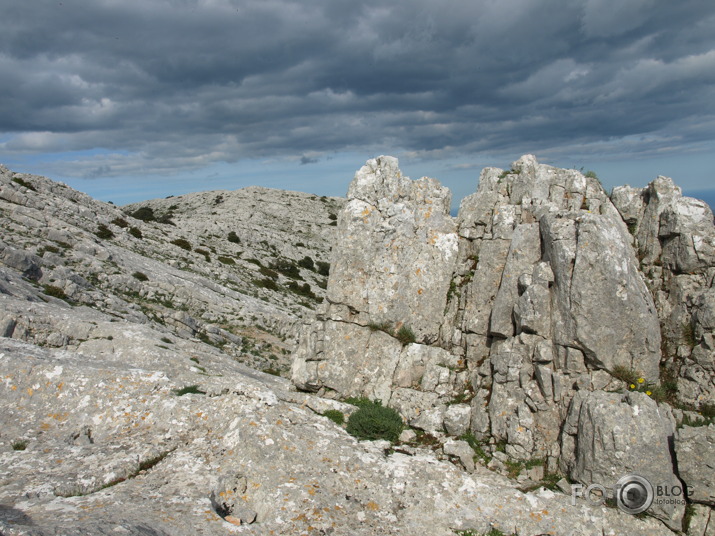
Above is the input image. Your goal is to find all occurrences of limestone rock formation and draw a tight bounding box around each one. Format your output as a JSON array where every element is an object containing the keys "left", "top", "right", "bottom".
[
  {"left": 292, "top": 155, "right": 715, "bottom": 532},
  {"left": 1, "top": 158, "right": 713, "bottom": 535}
]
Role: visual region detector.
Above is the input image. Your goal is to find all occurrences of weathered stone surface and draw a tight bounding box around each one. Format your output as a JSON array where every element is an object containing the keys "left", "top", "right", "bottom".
[
  {"left": 562, "top": 391, "right": 684, "bottom": 529},
  {"left": 327, "top": 156, "right": 458, "bottom": 342},
  {"left": 676, "top": 424, "right": 715, "bottom": 506}
]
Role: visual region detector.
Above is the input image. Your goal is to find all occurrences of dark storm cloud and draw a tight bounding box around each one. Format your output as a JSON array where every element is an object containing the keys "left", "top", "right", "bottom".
[{"left": 1, "top": 0, "right": 714, "bottom": 177}]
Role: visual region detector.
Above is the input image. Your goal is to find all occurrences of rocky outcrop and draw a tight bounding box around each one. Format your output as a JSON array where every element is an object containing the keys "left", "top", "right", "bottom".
[
  {"left": 0, "top": 164, "right": 342, "bottom": 374},
  {"left": 612, "top": 177, "right": 715, "bottom": 407},
  {"left": 292, "top": 155, "right": 715, "bottom": 531}
]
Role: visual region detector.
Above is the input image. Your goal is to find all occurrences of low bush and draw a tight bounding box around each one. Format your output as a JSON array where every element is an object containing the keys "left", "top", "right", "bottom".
[
  {"left": 323, "top": 410, "right": 345, "bottom": 425},
  {"left": 96, "top": 224, "right": 114, "bottom": 239},
  {"left": 111, "top": 217, "right": 129, "bottom": 228},
  {"left": 316, "top": 261, "right": 330, "bottom": 276},
  {"left": 130, "top": 207, "right": 156, "bottom": 222},
  {"left": 132, "top": 271, "right": 148, "bottom": 282},
  {"left": 172, "top": 385, "right": 206, "bottom": 396},
  {"left": 129, "top": 226, "right": 143, "bottom": 239},
  {"left": 12, "top": 177, "right": 37, "bottom": 191},
  {"left": 346, "top": 399, "right": 403, "bottom": 442},
  {"left": 297, "top": 256, "right": 314, "bottom": 270},
  {"left": 227, "top": 231, "right": 240, "bottom": 243},
  {"left": 217, "top": 256, "right": 235, "bottom": 265},
  {"left": 170, "top": 238, "right": 192, "bottom": 251},
  {"left": 42, "top": 284, "right": 68, "bottom": 301}
]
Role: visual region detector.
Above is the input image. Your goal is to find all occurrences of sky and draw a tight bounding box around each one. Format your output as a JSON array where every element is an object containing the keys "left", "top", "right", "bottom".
[{"left": 1, "top": 0, "right": 714, "bottom": 210}]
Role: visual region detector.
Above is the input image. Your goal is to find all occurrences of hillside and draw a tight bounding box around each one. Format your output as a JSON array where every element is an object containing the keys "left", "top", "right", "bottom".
[
  {"left": 0, "top": 165, "right": 343, "bottom": 374},
  {"left": 0, "top": 160, "right": 712, "bottom": 536}
]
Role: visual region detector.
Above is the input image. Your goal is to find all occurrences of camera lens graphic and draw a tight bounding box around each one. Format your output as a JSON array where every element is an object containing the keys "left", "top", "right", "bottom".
[{"left": 615, "top": 474, "right": 653, "bottom": 514}]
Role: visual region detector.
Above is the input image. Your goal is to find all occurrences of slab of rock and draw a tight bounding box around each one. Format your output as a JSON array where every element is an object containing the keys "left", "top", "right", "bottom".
[{"left": 676, "top": 424, "right": 715, "bottom": 506}]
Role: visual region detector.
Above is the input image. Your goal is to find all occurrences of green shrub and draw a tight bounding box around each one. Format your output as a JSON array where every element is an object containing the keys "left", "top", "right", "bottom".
[
  {"left": 584, "top": 170, "right": 598, "bottom": 179},
  {"left": 328, "top": 213, "right": 337, "bottom": 221},
  {"left": 170, "top": 238, "right": 192, "bottom": 251},
  {"left": 111, "top": 217, "right": 129, "bottom": 228},
  {"left": 42, "top": 284, "right": 68, "bottom": 301},
  {"left": 129, "top": 226, "right": 143, "bottom": 239},
  {"left": 346, "top": 400, "right": 403, "bottom": 442},
  {"left": 12, "top": 440, "right": 28, "bottom": 451},
  {"left": 253, "top": 278, "right": 279, "bottom": 291},
  {"left": 217, "top": 256, "right": 235, "bottom": 265},
  {"left": 297, "top": 256, "right": 315, "bottom": 270},
  {"left": 172, "top": 385, "right": 206, "bottom": 396},
  {"left": 271, "top": 259, "right": 302, "bottom": 279},
  {"left": 262, "top": 367, "right": 282, "bottom": 377},
  {"left": 132, "top": 271, "right": 148, "bottom": 282},
  {"left": 12, "top": 177, "right": 36, "bottom": 191},
  {"left": 130, "top": 207, "right": 156, "bottom": 222},
  {"left": 287, "top": 281, "right": 316, "bottom": 299},
  {"left": 227, "top": 231, "right": 240, "bottom": 243},
  {"left": 95, "top": 224, "right": 114, "bottom": 239},
  {"left": 701, "top": 402, "right": 715, "bottom": 419},
  {"left": 324, "top": 410, "right": 345, "bottom": 425},
  {"left": 395, "top": 325, "right": 416, "bottom": 345},
  {"left": 344, "top": 397, "right": 374, "bottom": 408},
  {"left": 316, "top": 261, "right": 330, "bottom": 276},
  {"left": 683, "top": 322, "right": 697, "bottom": 347},
  {"left": 259, "top": 266, "right": 278, "bottom": 279}
]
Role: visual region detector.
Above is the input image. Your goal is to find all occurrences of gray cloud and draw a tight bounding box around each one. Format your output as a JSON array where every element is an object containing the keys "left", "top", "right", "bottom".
[{"left": 0, "top": 0, "right": 714, "bottom": 177}]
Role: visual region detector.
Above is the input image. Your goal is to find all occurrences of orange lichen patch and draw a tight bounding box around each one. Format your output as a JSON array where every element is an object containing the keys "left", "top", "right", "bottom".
[
  {"left": 224, "top": 515, "right": 242, "bottom": 526},
  {"left": 56, "top": 382, "right": 64, "bottom": 391},
  {"left": 344, "top": 335, "right": 351, "bottom": 340},
  {"left": 26, "top": 388, "right": 33, "bottom": 396},
  {"left": 276, "top": 419, "right": 283, "bottom": 425},
  {"left": 417, "top": 288, "right": 423, "bottom": 295},
  {"left": 415, "top": 268, "right": 421, "bottom": 275},
  {"left": 365, "top": 501, "right": 379, "bottom": 511},
  {"left": 249, "top": 421, "right": 258, "bottom": 426},
  {"left": 47, "top": 412, "right": 69, "bottom": 421},
  {"left": 11, "top": 385, "right": 17, "bottom": 391}
]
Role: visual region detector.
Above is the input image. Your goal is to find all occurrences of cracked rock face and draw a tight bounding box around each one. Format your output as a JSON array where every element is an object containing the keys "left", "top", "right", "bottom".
[{"left": 292, "top": 155, "right": 715, "bottom": 531}]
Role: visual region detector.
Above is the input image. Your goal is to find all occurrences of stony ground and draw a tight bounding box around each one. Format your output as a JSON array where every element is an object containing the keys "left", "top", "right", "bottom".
[{"left": 0, "top": 161, "right": 713, "bottom": 535}]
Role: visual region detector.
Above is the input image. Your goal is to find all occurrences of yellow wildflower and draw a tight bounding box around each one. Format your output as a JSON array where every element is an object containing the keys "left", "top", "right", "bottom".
[
  {"left": 637, "top": 378, "right": 645, "bottom": 384},
  {"left": 630, "top": 384, "right": 636, "bottom": 389},
  {"left": 646, "top": 391, "right": 652, "bottom": 396}
]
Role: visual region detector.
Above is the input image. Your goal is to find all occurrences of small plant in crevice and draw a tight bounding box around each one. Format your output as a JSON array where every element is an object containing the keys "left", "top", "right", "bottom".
[
  {"left": 395, "top": 325, "right": 416, "bottom": 345},
  {"left": 367, "top": 321, "right": 393, "bottom": 333},
  {"left": 346, "top": 399, "right": 403, "bottom": 442},
  {"left": 610, "top": 365, "right": 640, "bottom": 386},
  {"left": 217, "top": 256, "right": 235, "bottom": 265},
  {"left": 172, "top": 384, "right": 206, "bottom": 396},
  {"left": 12, "top": 177, "right": 37, "bottom": 191},
  {"left": 12, "top": 440, "right": 28, "bottom": 451},
  {"left": 682, "top": 322, "right": 697, "bottom": 348},
  {"left": 42, "top": 284, "right": 69, "bottom": 302},
  {"left": 132, "top": 271, "right": 149, "bottom": 282},
  {"left": 227, "top": 231, "right": 240, "bottom": 243},
  {"left": 262, "top": 367, "right": 282, "bottom": 377},
  {"left": 460, "top": 432, "right": 491, "bottom": 464},
  {"left": 323, "top": 409, "right": 345, "bottom": 425},
  {"left": 129, "top": 226, "right": 143, "bottom": 239}
]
